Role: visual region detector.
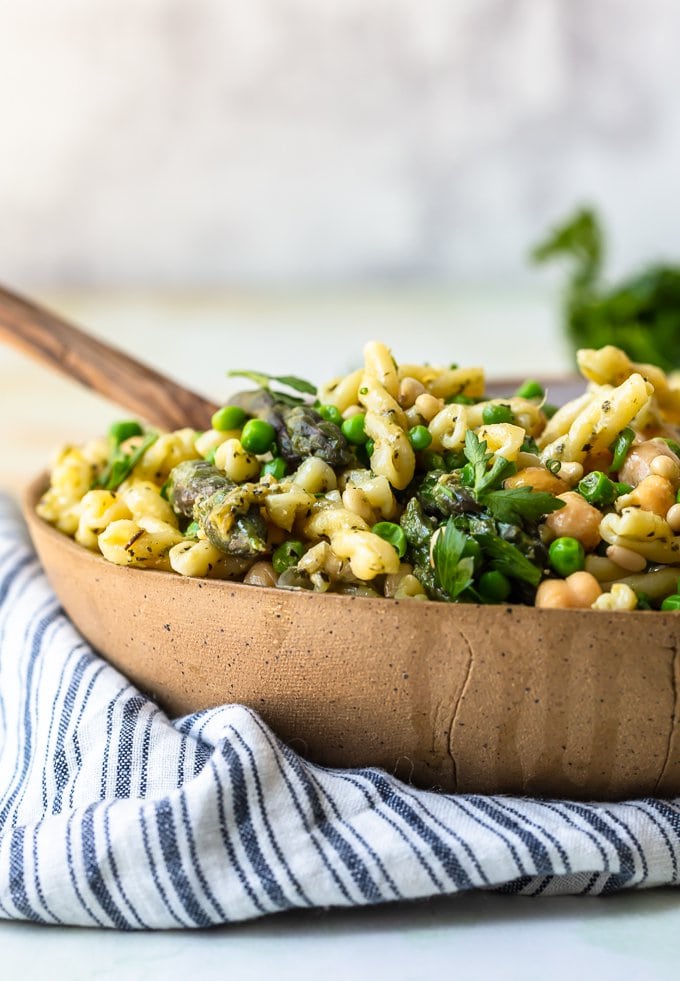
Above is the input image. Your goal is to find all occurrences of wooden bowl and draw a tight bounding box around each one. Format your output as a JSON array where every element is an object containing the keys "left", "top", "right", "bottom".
[{"left": 23, "top": 471, "right": 680, "bottom": 801}]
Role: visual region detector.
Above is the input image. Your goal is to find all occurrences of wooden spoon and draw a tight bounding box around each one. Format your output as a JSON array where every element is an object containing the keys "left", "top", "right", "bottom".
[{"left": 0, "top": 283, "right": 219, "bottom": 431}]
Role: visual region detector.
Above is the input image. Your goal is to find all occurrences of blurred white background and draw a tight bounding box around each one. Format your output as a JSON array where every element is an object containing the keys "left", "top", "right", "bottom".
[
  {"left": 2, "top": 0, "right": 680, "bottom": 288},
  {"left": 2, "top": 0, "right": 680, "bottom": 490}
]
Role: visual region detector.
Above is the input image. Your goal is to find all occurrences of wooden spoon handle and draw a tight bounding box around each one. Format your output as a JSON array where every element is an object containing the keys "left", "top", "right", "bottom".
[{"left": 0, "top": 284, "right": 219, "bottom": 431}]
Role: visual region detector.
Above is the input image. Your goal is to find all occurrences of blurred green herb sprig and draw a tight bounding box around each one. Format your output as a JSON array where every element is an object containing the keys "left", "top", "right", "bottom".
[{"left": 532, "top": 208, "right": 680, "bottom": 372}]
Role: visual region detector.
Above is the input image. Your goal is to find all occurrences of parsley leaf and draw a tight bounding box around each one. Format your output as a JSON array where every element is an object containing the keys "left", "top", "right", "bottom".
[
  {"left": 483, "top": 487, "right": 565, "bottom": 525},
  {"left": 475, "top": 533, "right": 542, "bottom": 587},
  {"left": 433, "top": 518, "right": 475, "bottom": 600},
  {"left": 463, "top": 429, "right": 516, "bottom": 494},
  {"left": 227, "top": 369, "right": 317, "bottom": 396}
]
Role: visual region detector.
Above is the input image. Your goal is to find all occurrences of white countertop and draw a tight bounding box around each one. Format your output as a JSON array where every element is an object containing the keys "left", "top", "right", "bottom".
[
  {"left": 2, "top": 890, "right": 679, "bottom": 981},
  {"left": 2, "top": 289, "right": 675, "bottom": 973}
]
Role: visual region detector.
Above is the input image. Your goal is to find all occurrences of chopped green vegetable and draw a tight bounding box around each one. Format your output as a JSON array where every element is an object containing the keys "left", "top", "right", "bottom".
[
  {"left": 661, "top": 595, "right": 680, "bottom": 611},
  {"left": 577, "top": 470, "right": 622, "bottom": 507},
  {"left": 609, "top": 427, "right": 635, "bottom": 473}
]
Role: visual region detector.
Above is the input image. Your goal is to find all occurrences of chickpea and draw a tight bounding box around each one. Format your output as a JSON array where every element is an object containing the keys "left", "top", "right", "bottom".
[
  {"left": 621, "top": 475, "right": 675, "bottom": 518},
  {"left": 243, "top": 561, "right": 277, "bottom": 588},
  {"left": 666, "top": 503, "right": 680, "bottom": 533},
  {"left": 565, "top": 571, "right": 603, "bottom": 607},
  {"left": 504, "top": 466, "right": 569, "bottom": 495},
  {"left": 544, "top": 491, "right": 602, "bottom": 551},
  {"left": 534, "top": 571, "right": 602, "bottom": 610},
  {"left": 535, "top": 579, "right": 572, "bottom": 609},
  {"left": 414, "top": 393, "right": 444, "bottom": 422},
  {"left": 650, "top": 454, "right": 680, "bottom": 482},
  {"left": 398, "top": 376, "right": 426, "bottom": 409}
]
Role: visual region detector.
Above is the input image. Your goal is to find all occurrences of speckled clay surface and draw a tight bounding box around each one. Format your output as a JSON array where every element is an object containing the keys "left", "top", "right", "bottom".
[{"left": 24, "top": 473, "right": 680, "bottom": 800}]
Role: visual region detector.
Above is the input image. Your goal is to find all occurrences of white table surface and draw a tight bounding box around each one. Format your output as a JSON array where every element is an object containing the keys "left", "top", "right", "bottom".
[
  {"left": 2, "top": 289, "right": 676, "bottom": 975},
  {"left": 1, "top": 890, "right": 679, "bottom": 981}
]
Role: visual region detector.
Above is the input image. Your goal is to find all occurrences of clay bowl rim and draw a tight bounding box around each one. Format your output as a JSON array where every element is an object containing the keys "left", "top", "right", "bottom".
[{"left": 21, "top": 467, "right": 666, "bottom": 623}]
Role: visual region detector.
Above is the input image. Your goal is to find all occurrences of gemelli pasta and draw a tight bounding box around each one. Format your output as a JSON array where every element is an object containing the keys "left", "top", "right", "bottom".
[{"left": 37, "top": 342, "right": 680, "bottom": 611}]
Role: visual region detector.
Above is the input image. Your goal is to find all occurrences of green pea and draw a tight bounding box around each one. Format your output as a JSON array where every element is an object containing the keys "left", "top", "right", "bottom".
[
  {"left": 109, "top": 420, "right": 143, "bottom": 446},
  {"left": 608, "top": 427, "right": 635, "bottom": 473},
  {"left": 272, "top": 540, "right": 304, "bottom": 574},
  {"left": 549, "top": 537, "right": 585, "bottom": 577},
  {"left": 446, "top": 394, "right": 476, "bottom": 405},
  {"left": 577, "top": 471, "right": 621, "bottom": 507},
  {"left": 317, "top": 404, "right": 343, "bottom": 426},
  {"left": 479, "top": 569, "right": 511, "bottom": 603},
  {"left": 365, "top": 438, "right": 375, "bottom": 458},
  {"left": 240, "top": 418, "right": 276, "bottom": 454},
  {"left": 482, "top": 403, "right": 515, "bottom": 425},
  {"left": 372, "top": 521, "right": 407, "bottom": 558},
  {"left": 462, "top": 537, "right": 483, "bottom": 571},
  {"left": 514, "top": 380, "right": 544, "bottom": 400},
  {"left": 341, "top": 413, "right": 368, "bottom": 445},
  {"left": 211, "top": 405, "right": 247, "bottom": 432},
  {"left": 661, "top": 594, "right": 680, "bottom": 611},
  {"left": 262, "top": 457, "right": 287, "bottom": 480},
  {"left": 408, "top": 425, "right": 432, "bottom": 451}
]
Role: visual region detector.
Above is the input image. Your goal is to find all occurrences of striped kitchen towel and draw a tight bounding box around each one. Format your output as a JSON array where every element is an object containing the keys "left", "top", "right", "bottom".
[{"left": 0, "top": 493, "right": 678, "bottom": 930}]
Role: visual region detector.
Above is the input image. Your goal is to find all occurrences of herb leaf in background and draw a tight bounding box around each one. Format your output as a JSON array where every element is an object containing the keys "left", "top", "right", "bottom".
[
  {"left": 227, "top": 369, "right": 317, "bottom": 398},
  {"left": 531, "top": 208, "right": 680, "bottom": 372}
]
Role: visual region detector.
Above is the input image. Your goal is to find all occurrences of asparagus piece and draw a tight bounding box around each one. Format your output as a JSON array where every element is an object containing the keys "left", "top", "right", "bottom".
[
  {"left": 229, "top": 389, "right": 352, "bottom": 467},
  {"left": 168, "top": 459, "right": 269, "bottom": 558}
]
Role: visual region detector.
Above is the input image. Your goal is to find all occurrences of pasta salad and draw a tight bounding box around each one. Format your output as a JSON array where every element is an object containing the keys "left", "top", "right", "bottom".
[{"left": 37, "top": 342, "right": 680, "bottom": 611}]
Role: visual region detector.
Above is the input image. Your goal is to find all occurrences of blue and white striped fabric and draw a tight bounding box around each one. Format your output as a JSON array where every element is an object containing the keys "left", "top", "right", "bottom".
[{"left": 0, "top": 493, "right": 678, "bottom": 929}]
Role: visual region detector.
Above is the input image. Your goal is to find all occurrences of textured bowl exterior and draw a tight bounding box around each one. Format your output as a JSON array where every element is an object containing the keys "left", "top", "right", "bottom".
[{"left": 23, "top": 472, "right": 680, "bottom": 800}]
